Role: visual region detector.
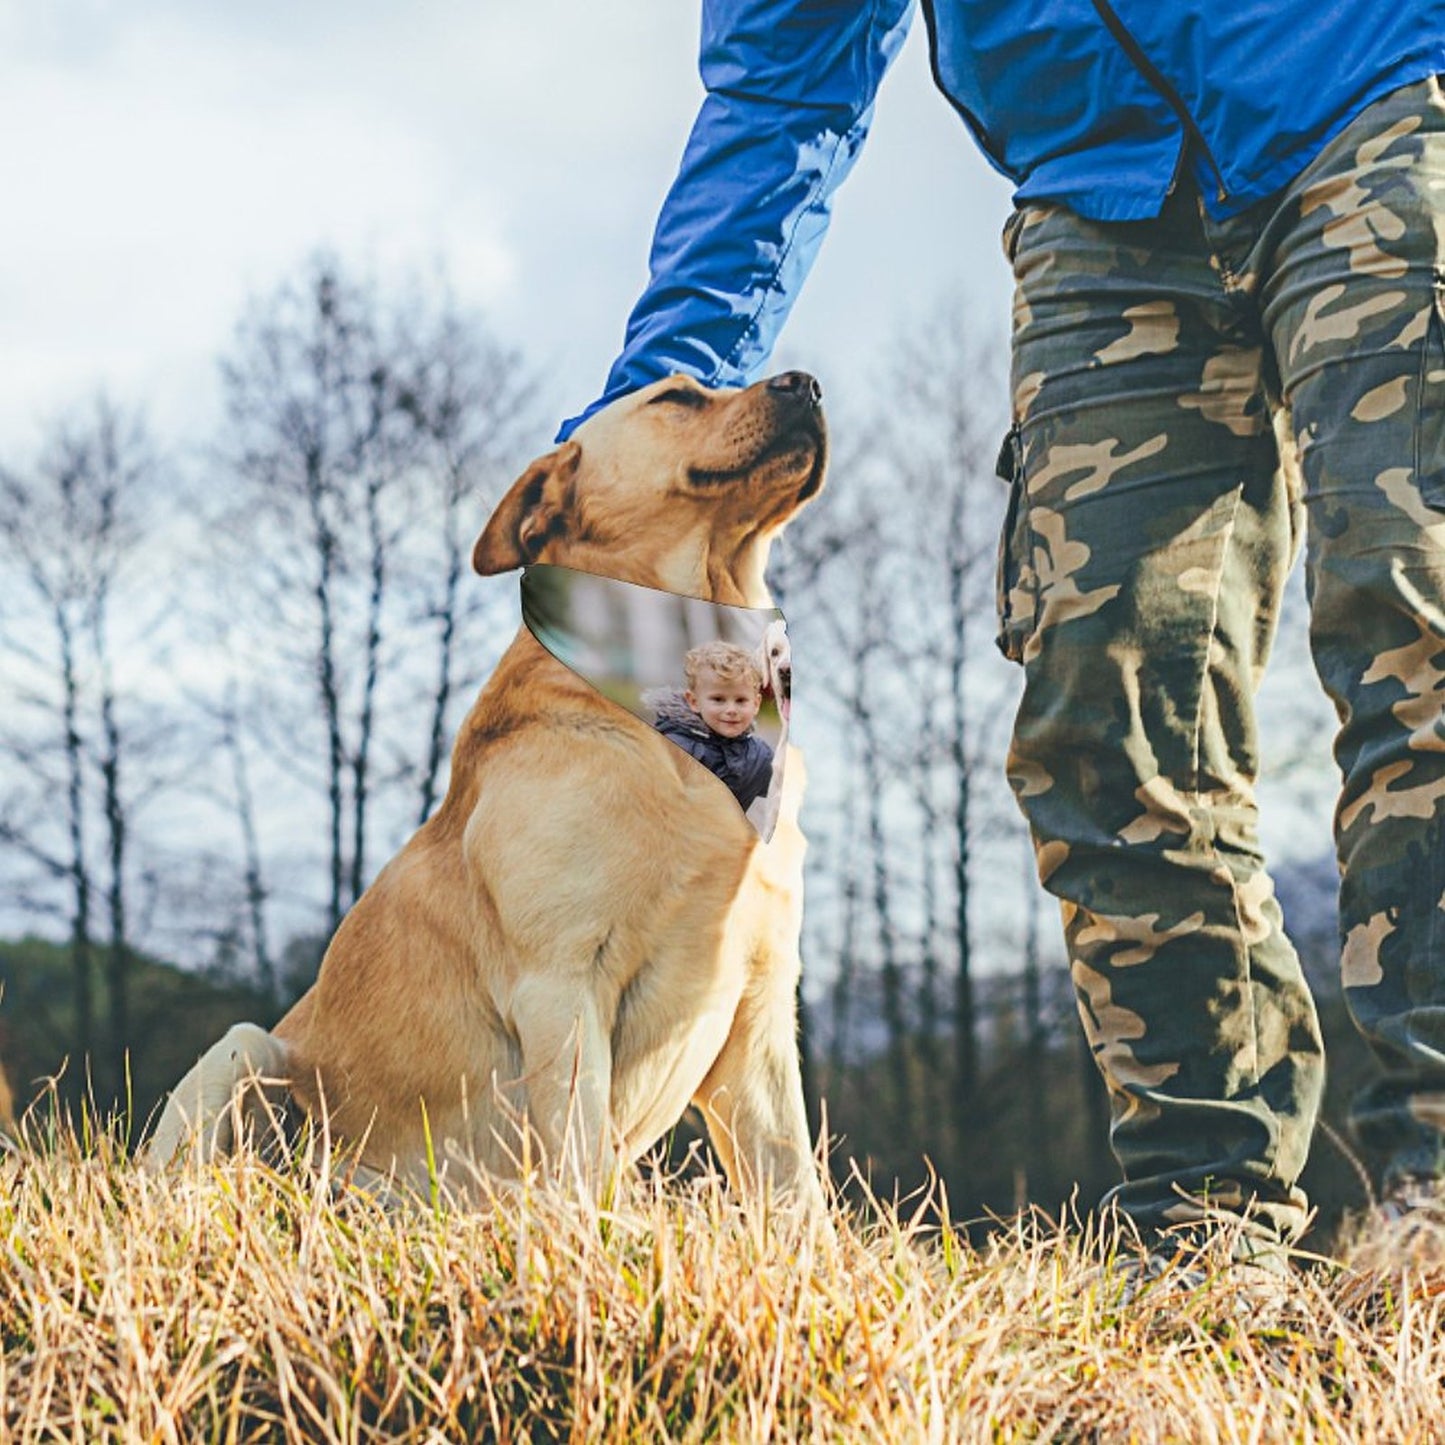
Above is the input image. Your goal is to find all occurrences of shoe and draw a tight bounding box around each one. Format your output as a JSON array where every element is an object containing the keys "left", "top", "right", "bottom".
[
  {"left": 1377, "top": 1173, "right": 1445, "bottom": 1227},
  {"left": 1339, "top": 1174, "right": 1445, "bottom": 1275},
  {"left": 1328, "top": 1176, "right": 1445, "bottom": 1316},
  {"left": 1109, "top": 1249, "right": 1208, "bottom": 1309},
  {"left": 1096, "top": 1226, "right": 1295, "bottom": 1324}
]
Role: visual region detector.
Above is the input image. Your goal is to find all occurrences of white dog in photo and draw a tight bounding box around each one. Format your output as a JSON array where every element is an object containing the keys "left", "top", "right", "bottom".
[{"left": 746, "top": 617, "right": 792, "bottom": 839}]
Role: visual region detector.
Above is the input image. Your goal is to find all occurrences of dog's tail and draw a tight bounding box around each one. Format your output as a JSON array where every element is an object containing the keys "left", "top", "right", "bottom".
[{"left": 143, "top": 1023, "right": 292, "bottom": 1170}]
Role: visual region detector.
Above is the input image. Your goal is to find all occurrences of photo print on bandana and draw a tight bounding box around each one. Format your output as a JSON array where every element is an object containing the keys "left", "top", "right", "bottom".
[{"left": 520, "top": 564, "right": 790, "bottom": 840}]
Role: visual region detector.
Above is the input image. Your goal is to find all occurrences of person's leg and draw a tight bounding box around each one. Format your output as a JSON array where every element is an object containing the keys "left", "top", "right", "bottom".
[
  {"left": 1001, "top": 192, "right": 1324, "bottom": 1243},
  {"left": 1261, "top": 76, "right": 1445, "bottom": 1188}
]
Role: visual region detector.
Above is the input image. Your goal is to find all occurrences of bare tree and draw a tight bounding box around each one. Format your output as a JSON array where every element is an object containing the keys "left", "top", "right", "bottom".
[
  {"left": 0, "top": 399, "right": 161, "bottom": 1097},
  {"left": 868, "top": 315, "right": 1014, "bottom": 1154},
  {"left": 783, "top": 451, "right": 930, "bottom": 1147},
  {"left": 770, "top": 308, "right": 1027, "bottom": 1177},
  {"left": 392, "top": 297, "right": 539, "bottom": 825},
  {"left": 912, "top": 678, "right": 946, "bottom": 1123},
  {"left": 210, "top": 255, "right": 542, "bottom": 953},
  {"left": 217, "top": 260, "right": 420, "bottom": 932},
  {"left": 852, "top": 555, "right": 914, "bottom": 1136},
  {"left": 0, "top": 266, "right": 544, "bottom": 1111},
  {"left": 220, "top": 680, "right": 276, "bottom": 1003},
  {"left": 75, "top": 409, "right": 156, "bottom": 1093}
]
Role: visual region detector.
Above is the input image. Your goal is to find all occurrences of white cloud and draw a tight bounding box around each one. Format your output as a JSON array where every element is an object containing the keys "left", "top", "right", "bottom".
[{"left": 0, "top": 2, "right": 1013, "bottom": 448}]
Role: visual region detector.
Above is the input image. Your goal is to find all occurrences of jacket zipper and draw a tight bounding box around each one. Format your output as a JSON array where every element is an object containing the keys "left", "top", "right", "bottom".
[{"left": 1089, "top": 0, "right": 1230, "bottom": 205}]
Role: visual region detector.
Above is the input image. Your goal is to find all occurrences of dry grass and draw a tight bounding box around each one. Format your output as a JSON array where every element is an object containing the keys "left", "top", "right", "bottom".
[{"left": 3, "top": 1123, "right": 1445, "bottom": 1444}]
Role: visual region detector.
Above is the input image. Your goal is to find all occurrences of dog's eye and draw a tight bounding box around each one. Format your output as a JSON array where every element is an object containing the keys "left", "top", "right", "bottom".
[{"left": 649, "top": 386, "right": 705, "bottom": 409}]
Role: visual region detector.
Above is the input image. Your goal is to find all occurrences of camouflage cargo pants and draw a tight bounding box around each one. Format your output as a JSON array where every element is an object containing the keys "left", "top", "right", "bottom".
[{"left": 1000, "top": 75, "right": 1445, "bottom": 1241}]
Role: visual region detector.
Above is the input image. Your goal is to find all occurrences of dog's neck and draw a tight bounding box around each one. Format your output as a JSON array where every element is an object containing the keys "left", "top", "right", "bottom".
[
  {"left": 605, "top": 545, "right": 773, "bottom": 610},
  {"left": 710, "top": 544, "right": 774, "bottom": 610},
  {"left": 613, "top": 526, "right": 776, "bottom": 608}
]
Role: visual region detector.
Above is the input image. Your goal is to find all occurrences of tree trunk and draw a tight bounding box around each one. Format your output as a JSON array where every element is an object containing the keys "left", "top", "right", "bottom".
[
  {"left": 305, "top": 451, "right": 346, "bottom": 935},
  {"left": 827, "top": 754, "right": 862, "bottom": 1082},
  {"left": 95, "top": 628, "right": 128, "bottom": 1101},
  {"left": 223, "top": 687, "right": 276, "bottom": 1004},
  {"left": 417, "top": 503, "right": 463, "bottom": 827},
  {"left": 947, "top": 491, "right": 978, "bottom": 1111},
  {"left": 349, "top": 471, "right": 387, "bottom": 905},
  {"left": 913, "top": 686, "right": 943, "bottom": 1128},
  {"left": 57, "top": 610, "right": 93, "bottom": 1102},
  {"left": 852, "top": 614, "right": 912, "bottom": 1143}
]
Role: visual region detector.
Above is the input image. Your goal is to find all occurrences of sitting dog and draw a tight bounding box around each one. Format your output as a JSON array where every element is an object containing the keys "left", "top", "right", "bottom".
[{"left": 147, "top": 371, "right": 828, "bottom": 1212}]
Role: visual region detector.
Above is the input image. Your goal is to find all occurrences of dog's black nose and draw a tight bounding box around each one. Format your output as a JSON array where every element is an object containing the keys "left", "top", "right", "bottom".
[{"left": 767, "top": 371, "right": 822, "bottom": 407}]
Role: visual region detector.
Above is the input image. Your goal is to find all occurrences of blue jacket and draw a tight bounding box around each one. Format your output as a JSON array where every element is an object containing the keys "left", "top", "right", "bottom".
[{"left": 560, "top": 0, "right": 1445, "bottom": 438}]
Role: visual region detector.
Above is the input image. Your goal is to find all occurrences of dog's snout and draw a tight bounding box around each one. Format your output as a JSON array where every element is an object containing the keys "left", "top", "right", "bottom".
[{"left": 767, "top": 371, "right": 822, "bottom": 408}]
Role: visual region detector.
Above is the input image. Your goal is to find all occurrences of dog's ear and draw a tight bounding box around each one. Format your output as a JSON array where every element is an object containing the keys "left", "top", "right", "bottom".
[{"left": 472, "top": 442, "right": 582, "bottom": 575}]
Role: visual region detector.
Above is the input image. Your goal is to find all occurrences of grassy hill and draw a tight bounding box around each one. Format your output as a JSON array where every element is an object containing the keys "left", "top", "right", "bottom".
[{"left": 1, "top": 1137, "right": 1442, "bottom": 1442}]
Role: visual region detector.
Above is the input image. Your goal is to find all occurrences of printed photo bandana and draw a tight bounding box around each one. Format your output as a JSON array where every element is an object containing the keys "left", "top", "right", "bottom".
[{"left": 520, "top": 564, "right": 790, "bottom": 840}]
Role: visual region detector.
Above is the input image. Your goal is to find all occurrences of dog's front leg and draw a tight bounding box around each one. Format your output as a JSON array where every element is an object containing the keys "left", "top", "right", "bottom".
[
  {"left": 694, "top": 977, "right": 825, "bottom": 1219},
  {"left": 509, "top": 978, "right": 617, "bottom": 1197}
]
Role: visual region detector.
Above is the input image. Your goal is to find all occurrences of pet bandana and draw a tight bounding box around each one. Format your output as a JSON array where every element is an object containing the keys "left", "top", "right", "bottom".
[{"left": 520, "top": 563, "right": 790, "bottom": 840}]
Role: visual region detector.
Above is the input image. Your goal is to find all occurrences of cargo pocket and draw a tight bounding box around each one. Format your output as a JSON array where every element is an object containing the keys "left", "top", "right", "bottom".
[
  {"left": 994, "top": 425, "right": 1038, "bottom": 664},
  {"left": 1414, "top": 270, "right": 1445, "bottom": 509}
]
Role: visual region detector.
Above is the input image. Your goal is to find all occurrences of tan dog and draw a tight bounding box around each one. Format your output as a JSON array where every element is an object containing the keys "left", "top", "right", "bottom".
[{"left": 147, "top": 371, "right": 828, "bottom": 1212}]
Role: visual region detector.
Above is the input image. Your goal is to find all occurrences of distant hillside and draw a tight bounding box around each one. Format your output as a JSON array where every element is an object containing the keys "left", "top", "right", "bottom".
[{"left": 0, "top": 936, "right": 278, "bottom": 1141}]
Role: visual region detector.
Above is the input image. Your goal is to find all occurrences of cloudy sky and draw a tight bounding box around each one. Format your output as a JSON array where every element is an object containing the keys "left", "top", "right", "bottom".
[
  {"left": 0, "top": 0, "right": 1339, "bottom": 880},
  {"left": 0, "top": 0, "right": 1016, "bottom": 452}
]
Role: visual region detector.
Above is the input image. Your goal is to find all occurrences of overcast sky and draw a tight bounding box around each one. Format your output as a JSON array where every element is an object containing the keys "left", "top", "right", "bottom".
[
  {"left": 0, "top": 0, "right": 1016, "bottom": 453},
  {"left": 0, "top": 1, "right": 1340, "bottom": 879}
]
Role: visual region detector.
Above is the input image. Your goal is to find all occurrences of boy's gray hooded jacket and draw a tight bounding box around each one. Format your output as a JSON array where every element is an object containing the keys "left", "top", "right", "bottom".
[{"left": 650, "top": 689, "right": 774, "bottom": 814}]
